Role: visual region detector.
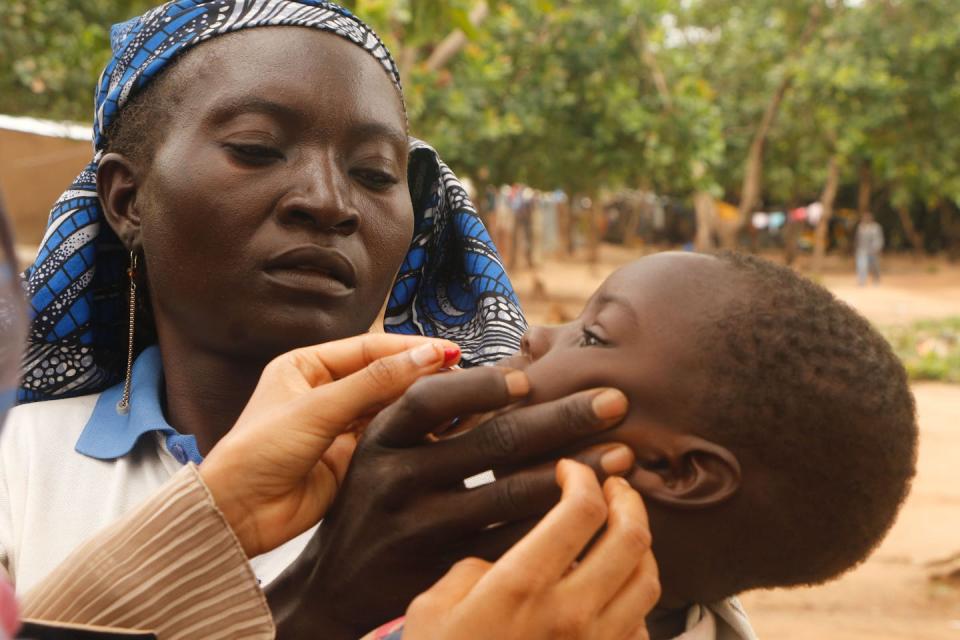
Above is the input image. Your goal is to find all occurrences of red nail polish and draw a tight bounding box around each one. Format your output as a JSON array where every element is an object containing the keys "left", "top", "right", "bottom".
[{"left": 443, "top": 346, "right": 461, "bottom": 366}]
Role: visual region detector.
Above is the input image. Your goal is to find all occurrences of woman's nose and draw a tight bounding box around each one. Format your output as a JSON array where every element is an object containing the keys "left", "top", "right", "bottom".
[{"left": 277, "top": 154, "right": 360, "bottom": 235}]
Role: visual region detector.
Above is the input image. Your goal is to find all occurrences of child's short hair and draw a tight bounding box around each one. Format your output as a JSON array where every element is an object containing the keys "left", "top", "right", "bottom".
[{"left": 697, "top": 252, "right": 917, "bottom": 592}]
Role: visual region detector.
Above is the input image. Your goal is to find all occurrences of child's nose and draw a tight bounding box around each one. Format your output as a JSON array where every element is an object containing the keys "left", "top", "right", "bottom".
[{"left": 520, "top": 325, "right": 553, "bottom": 360}]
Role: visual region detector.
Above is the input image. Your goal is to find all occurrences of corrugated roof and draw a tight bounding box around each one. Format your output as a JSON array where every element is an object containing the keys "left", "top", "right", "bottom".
[{"left": 0, "top": 114, "right": 92, "bottom": 142}]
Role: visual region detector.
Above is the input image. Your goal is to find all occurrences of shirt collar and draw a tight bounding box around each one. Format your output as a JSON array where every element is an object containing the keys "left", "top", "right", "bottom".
[{"left": 75, "top": 345, "right": 201, "bottom": 463}]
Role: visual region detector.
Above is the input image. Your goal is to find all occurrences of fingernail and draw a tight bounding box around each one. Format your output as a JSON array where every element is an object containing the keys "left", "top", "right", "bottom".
[
  {"left": 410, "top": 343, "right": 442, "bottom": 367},
  {"left": 504, "top": 370, "right": 530, "bottom": 397},
  {"left": 591, "top": 389, "right": 628, "bottom": 421},
  {"left": 443, "top": 346, "right": 461, "bottom": 366},
  {"left": 600, "top": 446, "right": 634, "bottom": 475}
]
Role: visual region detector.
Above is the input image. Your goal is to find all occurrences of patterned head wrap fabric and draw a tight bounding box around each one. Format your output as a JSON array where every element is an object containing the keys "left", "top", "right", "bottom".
[{"left": 19, "top": 0, "right": 525, "bottom": 402}]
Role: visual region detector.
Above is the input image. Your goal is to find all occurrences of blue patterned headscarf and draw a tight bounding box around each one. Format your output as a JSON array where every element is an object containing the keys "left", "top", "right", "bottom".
[{"left": 19, "top": 0, "right": 525, "bottom": 402}]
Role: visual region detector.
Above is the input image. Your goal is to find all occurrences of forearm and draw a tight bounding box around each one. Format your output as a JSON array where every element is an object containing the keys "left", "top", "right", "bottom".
[
  {"left": 21, "top": 465, "right": 273, "bottom": 640},
  {"left": 272, "top": 608, "right": 355, "bottom": 640},
  {"left": 266, "top": 541, "right": 356, "bottom": 640}
]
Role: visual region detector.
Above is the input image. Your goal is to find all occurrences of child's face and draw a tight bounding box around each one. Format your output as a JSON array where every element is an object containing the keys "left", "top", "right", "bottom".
[{"left": 502, "top": 252, "right": 743, "bottom": 458}]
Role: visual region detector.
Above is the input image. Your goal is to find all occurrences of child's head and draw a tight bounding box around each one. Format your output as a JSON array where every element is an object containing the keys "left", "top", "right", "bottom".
[{"left": 511, "top": 251, "right": 917, "bottom": 603}]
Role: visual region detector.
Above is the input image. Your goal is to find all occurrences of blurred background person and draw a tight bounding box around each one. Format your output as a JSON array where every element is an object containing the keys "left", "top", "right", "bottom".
[{"left": 855, "top": 211, "right": 884, "bottom": 286}]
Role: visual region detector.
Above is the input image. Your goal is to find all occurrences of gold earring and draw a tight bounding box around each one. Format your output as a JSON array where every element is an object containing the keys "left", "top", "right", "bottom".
[{"left": 117, "top": 251, "right": 137, "bottom": 415}]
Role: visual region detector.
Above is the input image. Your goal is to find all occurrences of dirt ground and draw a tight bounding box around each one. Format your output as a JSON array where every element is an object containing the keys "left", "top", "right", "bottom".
[{"left": 511, "top": 245, "right": 960, "bottom": 640}]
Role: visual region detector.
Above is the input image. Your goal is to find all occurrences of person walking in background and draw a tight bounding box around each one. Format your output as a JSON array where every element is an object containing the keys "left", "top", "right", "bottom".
[
  {"left": 509, "top": 184, "right": 535, "bottom": 269},
  {"left": 494, "top": 184, "right": 515, "bottom": 263},
  {"left": 539, "top": 190, "right": 560, "bottom": 258},
  {"left": 855, "top": 211, "right": 884, "bottom": 286}
]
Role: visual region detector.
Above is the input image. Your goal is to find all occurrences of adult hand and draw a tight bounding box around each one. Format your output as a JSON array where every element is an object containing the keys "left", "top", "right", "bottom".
[
  {"left": 200, "top": 334, "right": 459, "bottom": 558},
  {"left": 401, "top": 459, "right": 659, "bottom": 640},
  {"left": 268, "top": 366, "right": 634, "bottom": 639}
]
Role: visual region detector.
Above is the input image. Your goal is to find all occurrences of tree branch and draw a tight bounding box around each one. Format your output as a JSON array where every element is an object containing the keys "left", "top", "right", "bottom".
[
  {"left": 423, "top": 2, "right": 489, "bottom": 73},
  {"left": 736, "top": 1, "right": 825, "bottom": 224}
]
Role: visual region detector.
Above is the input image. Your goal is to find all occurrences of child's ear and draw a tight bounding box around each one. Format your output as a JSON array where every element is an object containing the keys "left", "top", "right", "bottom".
[
  {"left": 631, "top": 435, "right": 741, "bottom": 508},
  {"left": 97, "top": 152, "right": 143, "bottom": 252}
]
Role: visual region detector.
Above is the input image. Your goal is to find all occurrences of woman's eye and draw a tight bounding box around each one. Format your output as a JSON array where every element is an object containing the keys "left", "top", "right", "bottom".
[
  {"left": 225, "top": 143, "right": 284, "bottom": 164},
  {"left": 579, "top": 329, "right": 606, "bottom": 348},
  {"left": 353, "top": 169, "right": 399, "bottom": 191}
]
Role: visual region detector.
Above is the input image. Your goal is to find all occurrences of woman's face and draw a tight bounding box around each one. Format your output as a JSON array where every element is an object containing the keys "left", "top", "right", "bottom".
[{"left": 131, "top": 28, "right": 412, "bottom": 359}]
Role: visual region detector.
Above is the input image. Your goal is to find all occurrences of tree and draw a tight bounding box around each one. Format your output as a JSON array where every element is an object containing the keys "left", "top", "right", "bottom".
[
  {"left": 733, "top": 2, "right": 823, "bottom": 235},
  {"left": 4, "top": 0, "right": 960, "bottom": 259},
  {"left": 0, "top": 1, "right": 155, "bottom": 121},
  {"left": 782, "top": 0, "right": 960, "bottom": 262}
]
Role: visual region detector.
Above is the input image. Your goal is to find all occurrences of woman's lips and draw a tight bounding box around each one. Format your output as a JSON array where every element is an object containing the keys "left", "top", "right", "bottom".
[
  {"left": 264, "top": 245, "right": 357, "bottom": 297},
  {"left": 264, "top": 268, "right": 353, "bottom": 297}
]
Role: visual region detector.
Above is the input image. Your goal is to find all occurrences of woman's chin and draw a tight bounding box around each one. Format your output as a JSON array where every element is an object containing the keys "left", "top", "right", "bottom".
[{"left": 220, "top": 317, "right": 374, "bottom": 360}]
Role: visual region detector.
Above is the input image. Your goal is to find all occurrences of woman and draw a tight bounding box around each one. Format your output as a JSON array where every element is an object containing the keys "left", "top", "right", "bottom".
[
  {"left": 2, "top": 191, "right": 655, "bottom": 640},
  {"left": 2, "top": 1, "right": 653, "bottom": 637}
]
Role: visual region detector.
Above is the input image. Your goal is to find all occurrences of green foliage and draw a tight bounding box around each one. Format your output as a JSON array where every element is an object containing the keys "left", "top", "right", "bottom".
[
  {"left": 770, "top": 0, "right": 960, "bottom": 212},
  {"left": 0, "top": 0, "right": 155, "bottom": 120},
  {"left": 406, "top": 0, "right": 724, "bottom": 196},
  {"left": 2, "top": 0, "right": 959, "bottom": 228},
  {"left": 353, "top": 0, "right": 483, "bottom": 48},
  {"left": 883, "top": 317, "right": 960, "bottom": 384}
]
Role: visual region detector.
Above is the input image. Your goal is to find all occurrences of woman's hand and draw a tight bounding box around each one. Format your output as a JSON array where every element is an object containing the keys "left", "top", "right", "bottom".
[
  {"left": 268, "top": 366, "right": 635, "bottom": 639},
  {"left": 200, "top": 334, "right": 459, "bottom": 558},
  {"left": 401, "top": 459, "right": 659, "bottom": 640}
]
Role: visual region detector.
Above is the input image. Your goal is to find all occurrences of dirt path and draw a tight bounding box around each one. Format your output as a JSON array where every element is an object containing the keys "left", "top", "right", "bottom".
[
  {"left": 824, "top": 273, "right": 960, "bottom": 326},
  {"left": 512, "top": 246, "right": 960, "bottom": 639}
]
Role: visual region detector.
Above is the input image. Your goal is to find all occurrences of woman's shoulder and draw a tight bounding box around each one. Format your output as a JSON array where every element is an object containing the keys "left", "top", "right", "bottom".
[{"left": 1, "top": 393, "right": 102, "bottom": 454}]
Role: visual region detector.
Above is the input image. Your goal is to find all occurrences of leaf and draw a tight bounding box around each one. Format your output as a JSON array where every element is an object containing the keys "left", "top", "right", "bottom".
[{"left": 449, "top": 7, "right": 480, "bottom": 40}]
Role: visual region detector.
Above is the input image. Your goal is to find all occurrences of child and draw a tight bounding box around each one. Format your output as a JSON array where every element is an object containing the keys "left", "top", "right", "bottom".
[{"left": 501, "top": 250, "right": 917, "bottom": 639}]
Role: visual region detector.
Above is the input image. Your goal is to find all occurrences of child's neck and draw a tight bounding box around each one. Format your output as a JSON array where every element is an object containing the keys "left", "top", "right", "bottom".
[{"left": 646, "top": 605, "right": 689, "bottom": 640}]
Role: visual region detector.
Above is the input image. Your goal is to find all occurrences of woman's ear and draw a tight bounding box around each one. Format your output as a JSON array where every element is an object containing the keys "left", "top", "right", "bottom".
[
  {"left": 630, "top": 435, "right": 741, "bottom": 509},
  {"left": 97, "top": 152, "right": 143, "bottom": 251}
]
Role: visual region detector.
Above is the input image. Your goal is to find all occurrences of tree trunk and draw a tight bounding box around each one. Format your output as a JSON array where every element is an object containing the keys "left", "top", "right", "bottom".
[
  {"left": 736, "top": 77, "right": 792, "bottom": 225},
  {"left": 558, "top": 197, "right": 573, "bottom": 258},
  {"left": 736, "top": 3, "right": 823, "bottom": 229},
  {"left": 587, "top": 198, "right": 602, "bottom": 266},
  {"left": 784, "top": 217, "right": 799, "bottom": 266},
  {"left": 938, "top": 201, "right": 960, "bottom": 262},
  {"left": 635, "top": 17, "right": 722, "bottom": 255},
  {"left": 857, "top": 160, "right": 872, "bottom": 215},
  {"left": 896, "top": 205, "right": 924, "bottom": 258},
  {"left": 630, "top": 14, "right": 673, "bottom": 111},
  {"left": 813, "top": 155, "right": 841, "bottom": 275},
  {"left": 693, "top": 191, "right": 717, "bottom": 252},
  {"left": 397, "top": 45, "right": 417, "bottom": 95}
]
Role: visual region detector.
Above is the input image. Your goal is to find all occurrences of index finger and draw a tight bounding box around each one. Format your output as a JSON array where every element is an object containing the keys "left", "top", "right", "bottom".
[
  {"left": 559, "top": 477, "right": 652, "bottom": 609},
  {"left": 475, "top": 460, "right": 608, "bottom": 591},
  {"left": 281, "top": 334, "right": 460, "bottom": 387},
  {"left": 426, "top": 387, "right": 627, "bottom": 482},
  {"left": 370, "top": 366, "right": 529, "bottom": 447}
]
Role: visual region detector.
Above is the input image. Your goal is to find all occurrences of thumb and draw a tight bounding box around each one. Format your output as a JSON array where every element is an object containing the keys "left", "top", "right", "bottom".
[
  {"left": 285, "top": 341, "right": 460, "bottom": 445},
  {"left": 411, "top": 557, "right": 491, "bottom": 611},
  {"left": 321, "top": 432, "right": 358, "bottom": 485}
]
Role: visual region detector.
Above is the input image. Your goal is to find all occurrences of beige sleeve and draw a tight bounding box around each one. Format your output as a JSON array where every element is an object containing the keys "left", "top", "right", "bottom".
[{"left": 20, "top": 464, "right": 274, "bottom": 640}]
